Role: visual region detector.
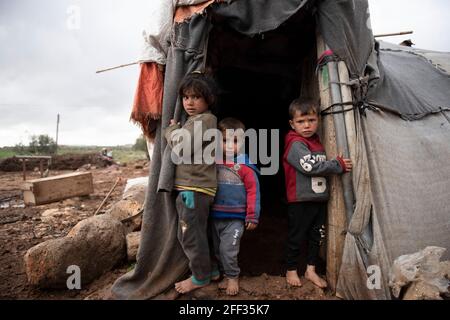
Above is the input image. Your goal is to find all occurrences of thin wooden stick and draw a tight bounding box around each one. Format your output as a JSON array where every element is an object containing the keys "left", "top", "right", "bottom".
[
  {"left": 374, "top": 31, "right": 413, "bottom": 38},
  {"left": 94, "top": 177, "right": 122, "bottom": 215},
  {"left": 96, "top": 62, "right": 139, "bottom": 74}
]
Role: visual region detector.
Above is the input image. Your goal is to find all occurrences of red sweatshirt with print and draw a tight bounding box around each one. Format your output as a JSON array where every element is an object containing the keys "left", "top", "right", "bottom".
[{"left": 283, "top": 131, "right": 347, "bottom": 203}]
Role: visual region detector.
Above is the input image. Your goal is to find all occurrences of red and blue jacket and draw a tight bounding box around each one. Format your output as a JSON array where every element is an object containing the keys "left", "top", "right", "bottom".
[{"left": 211, "top": 154, "right": 261, "bottom": 224}]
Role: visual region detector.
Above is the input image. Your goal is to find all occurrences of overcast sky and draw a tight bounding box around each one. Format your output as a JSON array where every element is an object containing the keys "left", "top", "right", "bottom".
[{"left": 0, "top": 0, "right": 449, "bottom": 147}]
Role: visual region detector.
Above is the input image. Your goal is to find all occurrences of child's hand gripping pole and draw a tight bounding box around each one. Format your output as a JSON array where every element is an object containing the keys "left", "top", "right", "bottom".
[{"left": 338, "top": 153, "right": 353, "bottom": 173}]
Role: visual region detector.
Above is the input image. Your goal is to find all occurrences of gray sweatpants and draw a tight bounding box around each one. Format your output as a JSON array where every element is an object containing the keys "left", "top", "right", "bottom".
[
  {"left": 176, "top": 191, "right": 214, "bottom": 285},
  {"left": 210, "top": 219, "right": 245, "bottom": 279}
]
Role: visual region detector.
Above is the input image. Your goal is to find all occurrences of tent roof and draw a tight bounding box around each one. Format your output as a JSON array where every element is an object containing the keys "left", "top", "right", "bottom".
[{"left": 367, "top": 41, "right": 450, "bottom": 120}]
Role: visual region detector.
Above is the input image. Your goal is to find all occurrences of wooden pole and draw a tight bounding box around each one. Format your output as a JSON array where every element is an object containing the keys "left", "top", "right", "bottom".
[
  {"left": 94, "top": 177, "right": 122, "bottom": 215},
  {"left": 374, "top": 31, "right": 413, "bottom": 38},
  {"left": 96, "top": 62, "right": 139, "bottom": 74},
  {"left": 22, "top": 159, "right": 27, "bottom": 181},
  {"left": 337, "top": 61, "right": 357, "bottom": 162},
  {"left": 316, "top": 34, "right": 348, "bottom": 294},
  {"left": 55, "top": 114, "right": 60, "bottom": 154}
]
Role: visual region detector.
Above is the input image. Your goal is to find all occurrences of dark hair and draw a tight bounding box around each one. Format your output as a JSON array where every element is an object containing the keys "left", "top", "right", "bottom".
[
  {"left": 218, "top": 117, "right": 246, "bottom": 132},
  {"left": 288, "top": 98, "right": 319, "bottom": 119},
  {"left": 178, "top": 72, "right": 217, "bottom": 107}
]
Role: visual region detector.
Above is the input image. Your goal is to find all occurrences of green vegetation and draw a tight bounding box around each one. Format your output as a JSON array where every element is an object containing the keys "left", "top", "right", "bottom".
[
  {"left": 0, "top": 144, "right": 148, "bottom": 164},
  {"left": 133, "top": 135, "right": 148, "bottom": 153},
  {"left": 57, "top": 145, "right": 148, "bottom": 164},
  {"left": 0, "top": 148, "right": 15, "bottom": 159},
  {"left": 28, "top": 134, "right": 57, "bottom": 154},
  {"left": 106, "top": 147, "right": 148, "bottom": 164}
]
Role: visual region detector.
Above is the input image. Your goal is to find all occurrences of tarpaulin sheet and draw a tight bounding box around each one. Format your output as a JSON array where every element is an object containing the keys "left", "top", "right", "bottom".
[
  {"left": 211, "top": 0, "right": 309, "bottom": 35},
  {"left": 337, "top": 110, "right": 450, "bottom": 300},
  {"left": 367, "top": 43, "right": 450, "bottom": 120},
  {"left": 317, "top": 0, "right": 374, "bottom": 78}
]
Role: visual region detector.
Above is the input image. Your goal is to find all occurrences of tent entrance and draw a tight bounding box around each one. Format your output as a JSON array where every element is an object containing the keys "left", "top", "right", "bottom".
[{"left": 207, "top": 10, "right": 323, "bottom": 276}]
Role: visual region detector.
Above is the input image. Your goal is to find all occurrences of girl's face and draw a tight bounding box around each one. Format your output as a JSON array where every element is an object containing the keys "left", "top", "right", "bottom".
[
  {"left": 182, "top": 89, "right": 209, "bottom": 116},
  {"left": 289, "top": 111, "right": 319, "bottom": 138}
]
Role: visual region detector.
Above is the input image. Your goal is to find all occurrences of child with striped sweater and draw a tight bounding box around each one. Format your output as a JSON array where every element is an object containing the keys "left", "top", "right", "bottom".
[{"left": 210, "top": 118, "right": 261, "bottom": 296}]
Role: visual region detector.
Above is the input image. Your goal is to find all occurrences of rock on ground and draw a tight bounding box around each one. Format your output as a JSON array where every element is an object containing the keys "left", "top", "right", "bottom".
[
  {"left": 126, "top": 231, "right": 140, "bottom": 262},
  {"left": 105, "top": 182, "right": 146, "bottom": 232},
  {"left": 24, "top": 214, "right": 126, "bottom": 289}
]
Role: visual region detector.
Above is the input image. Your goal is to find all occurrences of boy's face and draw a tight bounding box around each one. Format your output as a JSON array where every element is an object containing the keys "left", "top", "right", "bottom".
[
  {"left": 182, "top": 89, "right": 209, "bottom": 116},
  {"left": 289, "top": 111, "right": 319, "bottom": 138},
  {"left": 221, "top": 130, "right": 244, "bottom": 159}
]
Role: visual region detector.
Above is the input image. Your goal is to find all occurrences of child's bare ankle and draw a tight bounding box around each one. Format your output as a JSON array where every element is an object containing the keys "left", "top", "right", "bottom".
[
  {"left": 305, "top": 265, "right": 327, "bottom": 289},
  {"left": 286, "top": 270, "right": 302, "bottom": 287},
  {"left": 226, "top": 277, "right": 239, "bottom": 296}
]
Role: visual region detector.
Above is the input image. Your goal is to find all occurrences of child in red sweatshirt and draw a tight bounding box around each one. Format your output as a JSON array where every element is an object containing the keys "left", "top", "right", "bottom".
[{"left": 283, "top": 99, "right": 352, "bottom": 289}]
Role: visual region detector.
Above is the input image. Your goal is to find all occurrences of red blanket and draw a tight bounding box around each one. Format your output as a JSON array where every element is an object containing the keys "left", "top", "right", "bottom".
[{"left": 130, "top": 62, "right": 164, "bottom": 139}]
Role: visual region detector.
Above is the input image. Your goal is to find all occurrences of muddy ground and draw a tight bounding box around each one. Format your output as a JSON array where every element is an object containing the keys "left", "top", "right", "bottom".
[{"left": 0, "top": 159, "right": 334, "bottom": 300}]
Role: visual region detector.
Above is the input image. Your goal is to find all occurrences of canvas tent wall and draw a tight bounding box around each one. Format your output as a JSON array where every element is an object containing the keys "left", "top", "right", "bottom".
[
  {"left": 335, "top": 41, "right": 450, "bottom": 299},
  {"left": 111, "top": 0, "right": 450, "bottom": 300}
]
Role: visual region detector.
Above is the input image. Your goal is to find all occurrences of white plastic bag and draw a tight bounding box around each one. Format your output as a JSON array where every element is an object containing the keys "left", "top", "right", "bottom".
[{"left": 389, "top": 246, "right": 449, "bottom": 299}]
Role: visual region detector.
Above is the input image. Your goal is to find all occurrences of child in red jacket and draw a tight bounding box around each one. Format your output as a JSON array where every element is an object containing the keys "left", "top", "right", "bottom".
[{"left": 283, "top": 99, "right": 352, "bottom": 288}]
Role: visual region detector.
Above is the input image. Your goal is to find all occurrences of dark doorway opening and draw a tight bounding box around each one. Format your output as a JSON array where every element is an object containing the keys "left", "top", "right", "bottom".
[{"left": 207, "top": 8, "right": 324, "bottom": 276}]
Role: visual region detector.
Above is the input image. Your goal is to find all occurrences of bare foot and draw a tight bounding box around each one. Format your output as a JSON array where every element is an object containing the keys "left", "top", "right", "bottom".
[
  {"left": 175, "top": 277, "right": 208, "bottom": 294},
  {"left": 305, "top": 266, "right": 327, "bottom": 289},
  {"left": 218, "top": 278, "right": 228, "bottom": 290},
  {"left": 286, "top": 270, "right": 302, "bottom": 287},
  {"left": 226, "top": 278, "right": 239, "bottom": 296}
]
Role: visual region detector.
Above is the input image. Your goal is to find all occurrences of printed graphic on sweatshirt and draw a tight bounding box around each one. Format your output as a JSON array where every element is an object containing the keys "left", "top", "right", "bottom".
[
  {"left": 312, "top": 177, "right": 327, "bottom": 194},
  {"left": 299, "top": 154, "right": 327, "bottom": 172}
]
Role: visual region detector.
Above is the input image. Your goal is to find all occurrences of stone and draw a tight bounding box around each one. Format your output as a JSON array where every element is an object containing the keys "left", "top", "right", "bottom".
[
  {"left": 62, "top": 199, "right": 77, "bottom": 206},
  {"left": 77, "top": 164, "right": 91, "bottom": 172},
  {"left": 126, "top": 232, "right": 141, "bottom": 262},
  {"left": 403, "top": 281, "right": 444, "bottom": 300},
  {"left": 24, "top": 215, "right": 126, "bottom": 289},
  {"left": 105, "top": 200, "right": 142, "bottom": 232},
  {"left": 40, "top": 208, "right": 76, "bottom": 224},
  {"left": 104, "top": 182, "right": 146, "bottom": 232}
]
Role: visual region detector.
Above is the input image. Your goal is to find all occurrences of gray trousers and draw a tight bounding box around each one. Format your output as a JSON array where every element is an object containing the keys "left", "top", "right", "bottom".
[
  {"left": 176, "top": 191, "right": 214, "bottom": 285},
  {"left": 210, "top": 219, "right": 245, "bottom": 279}
]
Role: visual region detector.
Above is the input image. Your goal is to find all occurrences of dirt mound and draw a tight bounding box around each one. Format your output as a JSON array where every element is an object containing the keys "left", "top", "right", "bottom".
[{"left": 0, "top": 154, "right": 112, "bottom": 172}]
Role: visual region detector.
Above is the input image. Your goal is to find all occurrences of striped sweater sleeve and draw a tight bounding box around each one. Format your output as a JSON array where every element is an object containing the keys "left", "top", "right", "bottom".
[{"left": 238, "top": 165, "right": 261, "bottom": 224}]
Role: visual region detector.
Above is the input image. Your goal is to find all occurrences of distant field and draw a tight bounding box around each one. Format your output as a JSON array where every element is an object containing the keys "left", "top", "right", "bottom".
[
  {"left": 0, "top": 149, "right": 15, "bottom": 159},
  {"left": 0, "top": 145, "right": 148, "bottom": 164}
]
